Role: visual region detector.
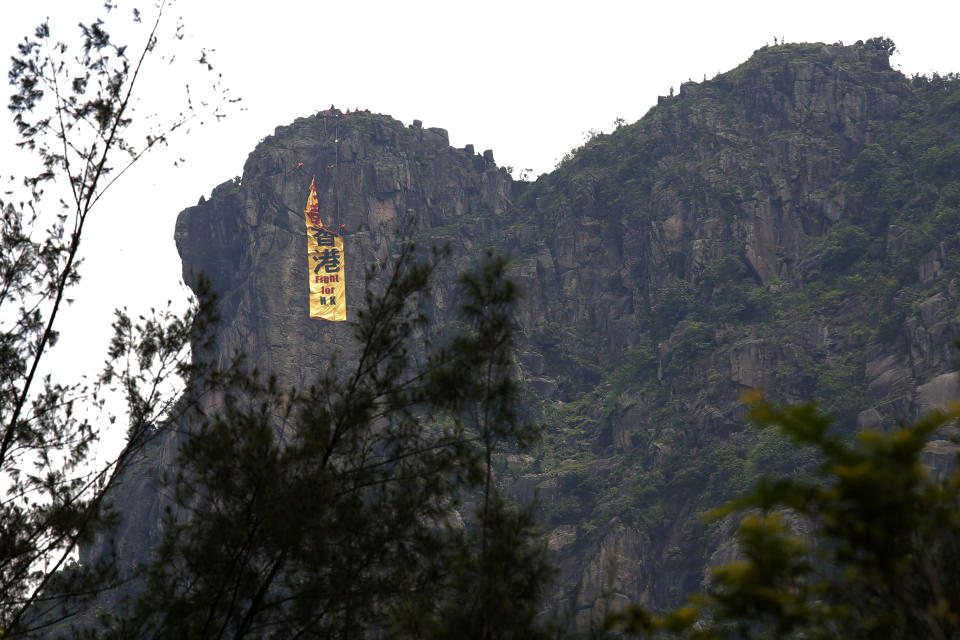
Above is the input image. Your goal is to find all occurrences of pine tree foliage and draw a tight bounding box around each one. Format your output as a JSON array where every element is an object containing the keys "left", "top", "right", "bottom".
[
  {"left": 97, "top": 246, "right": 556, "bottom": 639},
  {"left": 1, "top": 2, "right": 232, "bottom": 634},
  {"left": 607, "top": 389, "right": 960, "bottom": 639}
]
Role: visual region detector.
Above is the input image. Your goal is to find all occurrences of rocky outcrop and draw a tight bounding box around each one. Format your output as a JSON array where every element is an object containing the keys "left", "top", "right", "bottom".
[
  {"left": 95, "top": 42, "right": 960, "bottom": 631},
  {"left": 85, "top": 112, "right": 517, "bottom": 570},
  {"left": 572, "top": 521, "right": 651, "bottom": 629}
]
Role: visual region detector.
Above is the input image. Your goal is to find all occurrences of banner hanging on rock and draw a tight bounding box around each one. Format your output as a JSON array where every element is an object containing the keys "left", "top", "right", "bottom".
[{"left": 304, "top": 177, "right": 346, "bottom": 321}]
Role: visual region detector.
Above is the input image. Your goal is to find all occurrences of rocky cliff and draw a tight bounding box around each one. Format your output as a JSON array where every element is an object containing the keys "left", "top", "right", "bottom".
[{"left": 98, "top": 40, "right": 960, "bottom": 631}]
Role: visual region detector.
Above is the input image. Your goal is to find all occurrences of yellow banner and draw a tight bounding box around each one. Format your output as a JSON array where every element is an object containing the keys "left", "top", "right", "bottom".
[{"left": 304, "top": 178, "right": 346, "bottom": 321}]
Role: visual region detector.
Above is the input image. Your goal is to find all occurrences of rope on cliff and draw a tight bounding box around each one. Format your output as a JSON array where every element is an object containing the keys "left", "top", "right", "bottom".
[{"left": 334, "top": 119, "right": 341, "bottom": 228}]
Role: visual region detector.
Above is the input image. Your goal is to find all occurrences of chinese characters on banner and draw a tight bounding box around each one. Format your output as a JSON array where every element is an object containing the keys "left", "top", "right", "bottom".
[{"left": 304, "top": 178, "right": 346, "bottom": 321}]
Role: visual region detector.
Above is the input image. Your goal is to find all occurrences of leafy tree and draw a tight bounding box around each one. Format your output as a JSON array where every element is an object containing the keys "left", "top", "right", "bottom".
[
  {"left": 393, "top": 253, "right": 556, "bottom": 640},
  {"left": 400, "top": 492, "right": 557, "bottom": 640},
  {"left": 861, "top": 37, "right": 897, "bottom": 56},
  {"left": 94, "top": 247, "right": 556, "bottom": 639},
  {"left": 653, "top": 280, "right": 695, "bottom": 337},
  {"left": 1, "top": 1, "right": 230, "bottom": 634},
  {"left": 607, "top": 389, "right": 960, "bottom": 639}
]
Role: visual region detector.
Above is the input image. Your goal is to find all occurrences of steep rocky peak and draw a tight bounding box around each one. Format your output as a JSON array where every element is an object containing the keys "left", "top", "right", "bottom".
[
  {"left": 103, "top": 41, "right": 960, "bottom": 630},
  {"left": 173, "top": 108, "right": 517, "bottom": 388}
]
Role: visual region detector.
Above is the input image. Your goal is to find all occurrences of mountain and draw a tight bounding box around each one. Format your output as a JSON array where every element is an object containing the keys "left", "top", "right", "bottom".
[{"left": 90, "top": 39, "right": 960, "bottom": 631}]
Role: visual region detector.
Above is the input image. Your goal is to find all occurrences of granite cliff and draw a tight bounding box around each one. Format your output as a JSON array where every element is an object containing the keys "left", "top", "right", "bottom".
[{"left": 96, "top": 40, "right": 960, "bottom": 630}]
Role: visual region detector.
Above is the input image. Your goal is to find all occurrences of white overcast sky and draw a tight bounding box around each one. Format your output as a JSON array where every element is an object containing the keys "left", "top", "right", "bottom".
[{"left": 2, "top": 0, "right": 959, "bottom": 394}]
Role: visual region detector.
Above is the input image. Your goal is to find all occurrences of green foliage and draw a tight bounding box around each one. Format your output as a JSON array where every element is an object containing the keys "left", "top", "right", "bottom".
[
  {"left": 97, "top": 247, "right": 556, "bottom": 638},
  {"left": 0, "top": 3, "right": 232, "bottom": 634},
  {"left": 608, "top": 342, "right": 658, "bottom": 393},
  {"left": 653, "top": 280, "right": 696, "bottom": 335},
  {"left": 861, "top": 36, "right": 897, "bottom": 55},
  {"left": 395, "top": 493, "right": 557, "bottom": 640},
  {"left": 530, "top": 321, "right": 604, "bottom": 395},
  {"left": 608, "top": 393, "right": 960, "bottom": 639},
  {"left": 702, "top": 256, "right": 772, "bottom": 324},
  {"left": 663, "top": 322, "right": 715, "bottom": 377},
  {"left": 819, "top": 225, "right": 871, "bottom": 277},
  {"left": 506, "top": 44, "right": 960, "bottom": 625}
]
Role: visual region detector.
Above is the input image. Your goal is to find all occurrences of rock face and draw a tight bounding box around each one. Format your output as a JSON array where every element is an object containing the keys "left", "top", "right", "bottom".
[
  {"left": 175, "top": 117, "right": 513, "bottom": 381},
  {"left": 95, "top": 42, "right": 960, "bottom": 630},
  {"left": 83, "top": 112, "right": 516, "bottom": 570}
]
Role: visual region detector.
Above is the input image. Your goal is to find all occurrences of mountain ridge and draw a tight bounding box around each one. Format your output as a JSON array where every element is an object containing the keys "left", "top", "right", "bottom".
[{"left": 91, "top": 40, "right": 960, "bottom": 630}]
